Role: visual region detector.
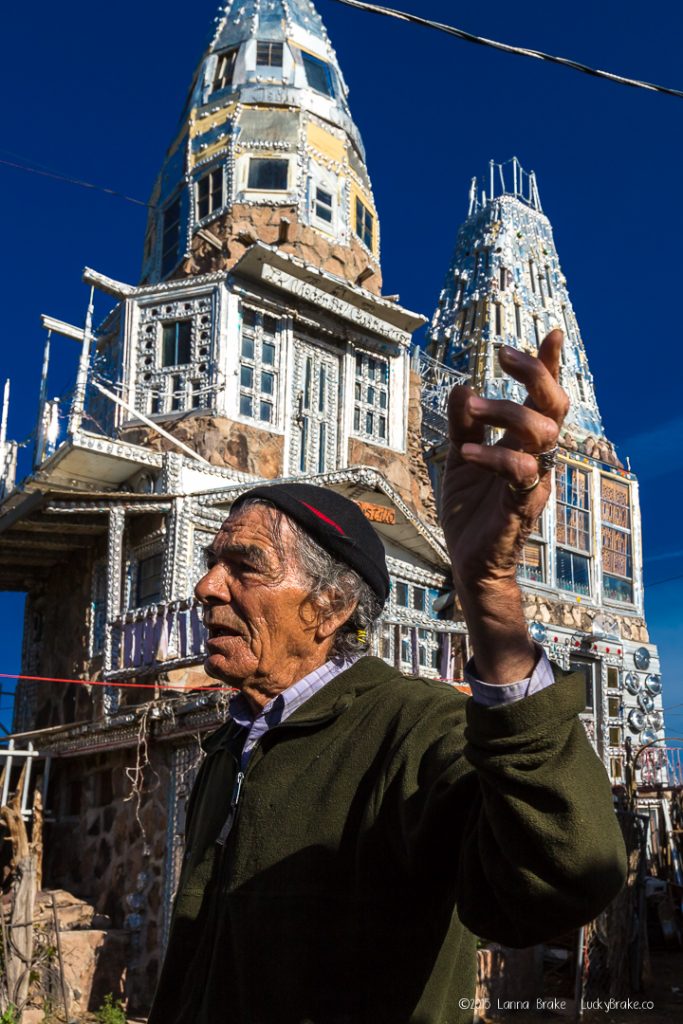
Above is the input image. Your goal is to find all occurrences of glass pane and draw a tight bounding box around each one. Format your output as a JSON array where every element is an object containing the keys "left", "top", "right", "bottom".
[
  {"left": 243, "top": 307, "right": 258, "bottom": 328},
  {"left": 177, "top": 321, "right": 192, "bottom": 363},
  {"left": 303, "top": 358, "right": 312, "bottom": 409},
  {"left": 355, "top": 382, "right": 361, "bottom": 400},
  {"left": 302, "top": 52, "right": 334, "bottom": 96},
  {"left": 241, "top": 335, "right": 255, "bottom": 359},
  {"left": 367, "top": 358, "right": 376, "bottom": 380},
  {"left": 240, "top": 365, "right": 254, "bottom": 388},
  {"left": 162, "top": 324, "right": 176, "bottom": 367},
  {"left": 262, "top": 341, "right": 275, "bottom": 365},
  {"left": 240, "top": 393, "right": 253, "bottom": 417},
  {"left": 261, "top": 371, "right": 274, "bottom": 396},
  {"left": 366, "top": 411, "right": 374, "bottom": 434},
  {"left": 318, "top": 422, "right": 327, "bottom": 473},
  {"left": 353, "top": 407, "right": 360, "bottom": 431},
  {"left": 367, "top": 386, "right": 375, "bottom": 405},
  {"left": 603, "top": 574, "right": 633, "bottom": 603},
  {"left": 300, "top": 417, "right": 309, "bottom": 472},
  {"left": 396, "top": 582, "right": 409, "bottom": 607},
  {"left": 413, "top": 588, "right": 426, "bottom": 611},
  {"left": 263, "top": 315, "right": 278, "bottom": 335},
  {"left": 319, "top": 366, "right": 326, "bottom": 412},
  {"left": 379, "top": 417, "right": 386, "bottom": 439},
  {"left": 248, "top": 158, "right": 289, "bottom": 190},
  {"left": 380, "top": 390, "right": 387, "bottom": 409},
  {"left": 259, "top": 401, "right": 273, "bottom": 423}
]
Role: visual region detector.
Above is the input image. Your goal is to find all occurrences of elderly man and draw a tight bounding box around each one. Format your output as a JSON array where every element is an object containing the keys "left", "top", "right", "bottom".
[{"left": 149, "top": 332, "right": 626, "bottom": 1024}]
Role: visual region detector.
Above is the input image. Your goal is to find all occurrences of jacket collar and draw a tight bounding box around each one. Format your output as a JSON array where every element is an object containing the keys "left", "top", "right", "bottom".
[{"left": 201, "top": 656, "right": 397, "bottom": 752}]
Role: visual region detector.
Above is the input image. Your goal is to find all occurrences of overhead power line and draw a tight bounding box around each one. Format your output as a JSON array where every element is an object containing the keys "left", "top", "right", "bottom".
[
  {"left": 0, "top": 155, "right": 152, "bottom": 208},
  {"left": 329, "top": 0, "right": 683, "bottom": 101}
]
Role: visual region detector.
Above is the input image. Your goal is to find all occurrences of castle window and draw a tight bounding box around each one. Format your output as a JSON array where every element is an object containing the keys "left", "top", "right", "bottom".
[
  {"left": 212, "top": 48, "right": 237, "bottom": 92},
  {"left": 601, "top": 477, "right": 633, "bottom": 603},
  {"left": 545, "top": 266, "right": 553, "bottom": 298},
  {"left": 256, "top": 41, "right": 284, "bottom": 67},
  {"left": 197, "top": 169, "right": 224, "bottom": 220},
  {"left": 514, "top": 304, "right": 522, "bottom": 338},
  {"left": 518, "top": 540, "right": 545, "bottom": 583},
  {"left": 314, "top": 186, "right": 334, "bottom": 224},
  {"left": 161, "top": 197, "right": 182, "bottom": 277},
  {"left": 355, "top": 198, "right": 374, "bottom": 250},
  {"left": 239, "top": 307, "right": 280, "bottom": 425},
  {"left": 302, "top": 52, "right": 334, "bottom": 96},
  {"left": 353, "top": 351, "right": 389, "bottom": 443},
  {"left": 136, "top": 552, "right": 164, "bottom": 607},
  {"left": 162, "top": 321, "right": 192, "bottom": 367},
  {"left": 556, "top": 462, "right": 591, "bottom": 596},
  {"left": 529, "top": 259, "right": 536, "bottom": 294},
  {"left": 248, "top": 158, "right": 289, "bottom": 191},
  {"left": 494, "top": 303, "right": 503, "bottom": 336},
  {"left": 569, "top": 656, "right": 596, "bottom": 711}
]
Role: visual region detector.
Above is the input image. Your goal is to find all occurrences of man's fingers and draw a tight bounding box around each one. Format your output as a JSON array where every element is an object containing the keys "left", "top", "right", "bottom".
[
  {"left": 467, "top": 396, "right": 559, "bottom": 453},
  {"left": 447, "top": 384, "right": 487, "bottom": 448},
  {"left": 498, "top": 331, "right": 570, "bottom": 425},
  {"left": 537, "top": 329, "right": 564, "bottom": 382},
  {"left": 460, "top": 443, "right": 541, "bottom": 490}
]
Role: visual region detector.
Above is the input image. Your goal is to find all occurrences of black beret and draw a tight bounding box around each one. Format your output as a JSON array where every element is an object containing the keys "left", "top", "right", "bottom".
[{"left": 231, "top": 483, "right": 390, "bottom": 606}]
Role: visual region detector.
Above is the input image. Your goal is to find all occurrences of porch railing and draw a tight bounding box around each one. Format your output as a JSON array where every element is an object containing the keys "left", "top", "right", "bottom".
[{"left": 107, "top": 599, "right": 207, "bottom": 675}]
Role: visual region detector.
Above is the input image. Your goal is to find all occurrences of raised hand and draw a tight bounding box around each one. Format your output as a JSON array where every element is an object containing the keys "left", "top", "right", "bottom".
[{"left": 440, "top": 329, "right": 570, "bottom": 682}]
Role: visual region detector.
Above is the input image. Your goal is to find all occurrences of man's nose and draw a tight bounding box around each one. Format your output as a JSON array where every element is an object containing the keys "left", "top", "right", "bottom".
[{"left": 195, "top": 564, "right": 231, "bottom": 605}]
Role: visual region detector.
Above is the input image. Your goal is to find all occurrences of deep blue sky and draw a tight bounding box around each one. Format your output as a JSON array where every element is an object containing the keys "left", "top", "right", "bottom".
[{"left": 0, "top": 0, "right": 681, "bottom": 737}]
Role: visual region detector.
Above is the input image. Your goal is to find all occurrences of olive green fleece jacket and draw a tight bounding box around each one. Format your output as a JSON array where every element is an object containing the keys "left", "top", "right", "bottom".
[{"left": 149, "top": 656, "right": 627, "bottom": 1024}]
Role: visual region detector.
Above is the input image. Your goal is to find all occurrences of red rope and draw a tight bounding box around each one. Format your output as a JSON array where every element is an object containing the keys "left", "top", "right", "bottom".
[
  {"left": 0, "top": 672, "right": 233, "bottom": 692},
  {"left": 0, "top": 671, "right": 467, "bottom": 693}
]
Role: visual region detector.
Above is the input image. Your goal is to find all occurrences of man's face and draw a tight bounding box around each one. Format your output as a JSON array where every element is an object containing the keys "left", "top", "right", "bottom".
[{"left": 195, "top": 505, "right": 324, "bottom": 705}]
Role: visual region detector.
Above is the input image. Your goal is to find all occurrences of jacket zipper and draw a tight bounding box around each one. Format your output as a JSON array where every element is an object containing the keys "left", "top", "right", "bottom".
[{"left": 216, "top": 769, "right": 245, "bottom": 846}]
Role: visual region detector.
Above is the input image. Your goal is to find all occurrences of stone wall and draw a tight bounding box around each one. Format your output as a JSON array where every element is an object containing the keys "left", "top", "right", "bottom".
[
  {"left": 178, "top": 205, "right": 383, "bottom": 294},
  {"left": 45, "top": 742, "right": 178, "bottom": 1011},
  {"left": 523, "top": 593, "right": 650, "bottom": 643},
  {"left": 122, "top": 415, "right": 285, "bottom": 477}
]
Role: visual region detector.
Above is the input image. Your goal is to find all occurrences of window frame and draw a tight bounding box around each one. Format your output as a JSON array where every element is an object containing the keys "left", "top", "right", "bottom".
[
  {"left": 301, "top": 51, "right": 335, "bottom": 96},
  {"left": 196, "top": 167, "right": 225, "bottom": 221},
  {"left": 212, "top": 48, "right": 238, "bottom": 93},
  {"left": 238, "top": 306, "right": 281, "bottom": 427},
  {"left": 256, "top": 40, "right": 284, "bottom": 67},
  {"left": 247, "top": 157, "right": 290, "bottom": 192},
  {"left": 355, "top": 197, "right": 374, "bottom": 251},
  {"left": 352, "top": 350, "right": 389, "bottom": 445}
]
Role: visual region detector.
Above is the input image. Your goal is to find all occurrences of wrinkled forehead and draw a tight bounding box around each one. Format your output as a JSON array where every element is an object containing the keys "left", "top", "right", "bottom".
[{"left": 214, "top": 502, "right": 295, "bottom": 563}]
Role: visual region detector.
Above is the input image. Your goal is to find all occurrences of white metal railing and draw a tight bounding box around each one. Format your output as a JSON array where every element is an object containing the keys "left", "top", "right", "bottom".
[
  {"left": 636, "top": 746, "right": 683, "bottom": 789},
  {"left": 107, "top": 599, "right": 207, "bottom": 675},
  {"left": 0, "top": 740, "right": 51, "bottom": 821}
]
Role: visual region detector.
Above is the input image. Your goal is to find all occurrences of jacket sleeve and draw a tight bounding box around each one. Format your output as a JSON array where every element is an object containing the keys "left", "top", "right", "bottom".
[{"left": 387, "top": 663, "right": 628, "bottom": 948}]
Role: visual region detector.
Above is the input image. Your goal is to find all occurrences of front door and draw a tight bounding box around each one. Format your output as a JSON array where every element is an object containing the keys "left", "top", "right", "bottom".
[{"left": 290, "top": 339, "right": 340, "bottom": 475}]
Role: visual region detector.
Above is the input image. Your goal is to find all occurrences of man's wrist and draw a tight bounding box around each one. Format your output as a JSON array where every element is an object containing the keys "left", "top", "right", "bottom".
[{"left": 456, "top": 576, "right": 536, "bottom": 684}]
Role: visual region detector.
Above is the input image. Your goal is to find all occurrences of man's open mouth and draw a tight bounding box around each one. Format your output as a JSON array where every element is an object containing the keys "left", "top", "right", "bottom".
[{"left": 207, "top": 625, "right": 242, "bottom": 638}]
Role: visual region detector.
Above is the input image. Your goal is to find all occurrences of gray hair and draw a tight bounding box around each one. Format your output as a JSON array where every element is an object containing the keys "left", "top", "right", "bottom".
[{"left": 235, "top": 498, "right": 383, "bottom": 657}]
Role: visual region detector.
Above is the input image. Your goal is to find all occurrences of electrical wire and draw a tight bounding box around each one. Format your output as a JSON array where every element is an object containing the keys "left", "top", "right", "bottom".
[
  {"left": 647, "top": 572, "right": 683, "bottom": 588},
  {"left": 0, "top": 155, "right": 152, "bottom": 209},
  {"left": 328, "top": 0, "right": 683, "bottom": 101}
]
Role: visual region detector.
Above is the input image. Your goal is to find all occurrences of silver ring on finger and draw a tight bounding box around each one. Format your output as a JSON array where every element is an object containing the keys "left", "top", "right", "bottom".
[
  {"left": 533, "top": 445, "right": 559, "bottom": 473},
  {"left": 508, "top": 474, "right": 541, "bottom": 495}
]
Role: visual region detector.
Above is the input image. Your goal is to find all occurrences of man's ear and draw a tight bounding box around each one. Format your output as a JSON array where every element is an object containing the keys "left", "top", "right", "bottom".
[{"left": 312, "top": 590, "right": 358, "bottom": 642}]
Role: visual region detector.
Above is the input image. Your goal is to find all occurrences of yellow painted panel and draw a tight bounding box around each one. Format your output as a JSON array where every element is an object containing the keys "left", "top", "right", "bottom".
[
  {"left": 188, "top": 139, "right": 230, "bottom": 169},
  {"left": 190, "top": 103, "right": 236, "bottom": 140},
  {"left": 307, "top": 123, "right": 346, "bottom": 164}
]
